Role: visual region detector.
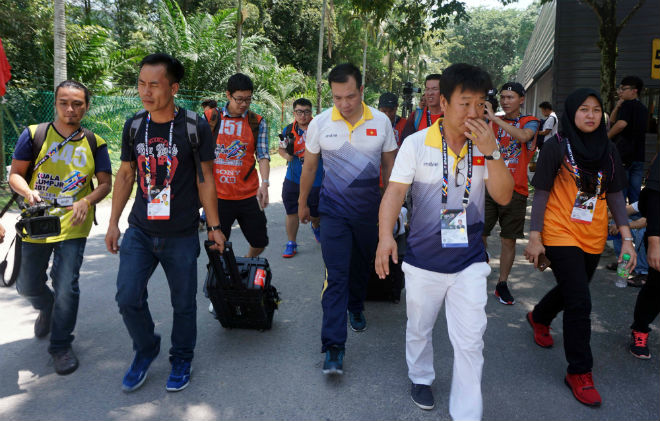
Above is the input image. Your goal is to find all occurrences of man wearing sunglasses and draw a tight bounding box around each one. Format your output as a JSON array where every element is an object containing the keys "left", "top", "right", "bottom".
[
  {"left": 278, "top": 98, "right": 323, "bottom": 258},
  {"left": 212, "top": 73, "right": 270, "bottom": 258},
  {"left": 608, "top": 75, "right": 648, "bottom": 205}
]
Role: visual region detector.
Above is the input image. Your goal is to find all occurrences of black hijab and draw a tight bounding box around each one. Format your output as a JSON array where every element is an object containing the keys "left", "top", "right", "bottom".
[{"left": 561, "top": 88, "right": 613, "bottom": 193}]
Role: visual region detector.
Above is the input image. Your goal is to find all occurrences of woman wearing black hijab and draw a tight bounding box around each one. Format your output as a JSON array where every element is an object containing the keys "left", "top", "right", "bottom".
[
  {"left": 629, "top": 154, "right": 660, "bottom": 359},
  {"left": 523, "top": 88, "right": 636, "bottom": 407}
]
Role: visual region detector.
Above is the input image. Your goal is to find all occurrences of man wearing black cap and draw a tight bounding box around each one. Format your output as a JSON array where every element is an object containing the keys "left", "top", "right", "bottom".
[
  {"left": 483, "top": 82, "right": 539, "bottom": 306},
  {"left": 378, "top": 92, "right": 407, "bottom": 146}
]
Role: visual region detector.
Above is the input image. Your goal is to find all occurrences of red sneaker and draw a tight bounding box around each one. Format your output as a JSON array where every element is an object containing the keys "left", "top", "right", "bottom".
[
  {"left": 527, "top": 311, "right": 553, "bottom": 348},
  {"left": 564, "top": 372, "right": 602, "bottom": 407}
]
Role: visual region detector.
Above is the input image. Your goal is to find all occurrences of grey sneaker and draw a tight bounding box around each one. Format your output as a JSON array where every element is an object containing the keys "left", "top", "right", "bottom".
[{"left": 411, "top": 383, "right": 434, "bottom": 410}]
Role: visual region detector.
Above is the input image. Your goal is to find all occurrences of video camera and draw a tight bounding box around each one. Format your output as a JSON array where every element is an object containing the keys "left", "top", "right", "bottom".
[
  {"left": 401, "top": 81, "right": 422, "bottom": 119},
  {"left": 485, "top": 88, "right": 498, "bottom": 114},
  {"left": 278, "top": 131, "right": 296, "bottom": 156},
  {"left": 15, "top": 201, "right": 61, "bottom": 240}
]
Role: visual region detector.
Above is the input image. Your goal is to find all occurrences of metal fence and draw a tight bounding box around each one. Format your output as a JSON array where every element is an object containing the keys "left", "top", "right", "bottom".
[{"left": 0, "top": 89, "right": 283, "bottom": 169}]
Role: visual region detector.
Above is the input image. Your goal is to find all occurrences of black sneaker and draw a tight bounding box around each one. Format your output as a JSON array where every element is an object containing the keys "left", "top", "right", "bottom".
[
  {"left": 495, "top": 282, "right": 515, "bottom": 305},
  {"left": 52, "top": 347, "right": 79, "bottom": 375},
  {"left": 411, "top": 383, "right": 434, "bottom": 410},
  {"left": 630, "top": 330, "right": 651, "bottom": 359},
  {"left": 34, "top": 307, "right": 53, "bottom": 338}
]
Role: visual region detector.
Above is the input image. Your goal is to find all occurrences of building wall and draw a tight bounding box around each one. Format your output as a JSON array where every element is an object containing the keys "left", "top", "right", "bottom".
[
  {"left": 522, "top": 69, "right": 553, "bottom": 118},
  {"left": 553, "top": 0, "right": 660, "bottom": 112}
]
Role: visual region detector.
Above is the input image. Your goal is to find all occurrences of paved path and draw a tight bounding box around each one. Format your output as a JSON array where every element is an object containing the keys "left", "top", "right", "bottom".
[{"left": 0, "top": 165, "right": 657, "bottom": 420}]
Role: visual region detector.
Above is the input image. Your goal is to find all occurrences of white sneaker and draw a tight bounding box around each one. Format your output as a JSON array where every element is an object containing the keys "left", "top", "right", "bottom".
[{"left": 208, "top": 302, "right": 214, "bottom": 314}]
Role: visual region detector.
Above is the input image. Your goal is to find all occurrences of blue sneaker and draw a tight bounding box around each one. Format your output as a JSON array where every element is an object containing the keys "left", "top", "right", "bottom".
[
  {"left": 311, "top": 223, "right": 321, "bottom": 243},
  {"left": 166, "top": 358, "right": 192, "bottom": 392},
  {"left": 349, "top": 311, "right": 367, "bottom": 332},
  {"left": 122, "top": 338, "right": 160, "bottom": 393},
  {"left": 322, "top": 346, "right": 344, "bottom": 375},
  {"left": 282, "top": 241, "right": 297, "bottom": 258}
]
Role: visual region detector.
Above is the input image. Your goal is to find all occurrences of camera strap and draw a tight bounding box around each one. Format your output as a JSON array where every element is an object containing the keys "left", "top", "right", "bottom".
[
  {"left": 33, "top": 128, "right": 83, "bottom": 173},
  {"left": 0, "top": 235, "right": 21, "bottom": 287}
]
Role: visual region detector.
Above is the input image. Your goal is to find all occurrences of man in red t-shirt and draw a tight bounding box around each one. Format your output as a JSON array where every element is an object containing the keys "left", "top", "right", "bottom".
[
  {"left": 400, "top": 74, "right": 444, "bottom": 143},
  {"left": 482, "top": 82, "right": 539, "bottom": 306}
]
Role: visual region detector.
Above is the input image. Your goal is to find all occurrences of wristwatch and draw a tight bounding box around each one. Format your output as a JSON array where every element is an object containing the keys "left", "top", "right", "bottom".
[
  {"left": 484, "top": 149, "right": 501, "bottom": 161},
  {"left": 207, "top": 225, "right": 221, "bottom": 232}
]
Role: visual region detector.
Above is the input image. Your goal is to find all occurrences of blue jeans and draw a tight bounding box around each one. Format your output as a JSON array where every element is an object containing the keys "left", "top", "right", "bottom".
[
  {"left": 115, "top": 226, "right": 200, "bottom": 361},
  {"left": 319, "top": 213, "right": 378, "bottom": 352},
  {"left": 625, "top": 161, "right": 644, "bottom": 205},
  {"left": 613, "top": 221, "right": 648, "bottom": 274},
  {"left": 16, "top": 238, "right": 86, "bottom": 354}
]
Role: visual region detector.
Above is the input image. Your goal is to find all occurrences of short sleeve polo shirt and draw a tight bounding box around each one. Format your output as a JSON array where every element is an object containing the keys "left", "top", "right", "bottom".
[
  {"left": 306, "top": 103, "right": 398, "bottom": 218},
  {"left": 390, "top": 121, "right": 489, "bottom": 274}
]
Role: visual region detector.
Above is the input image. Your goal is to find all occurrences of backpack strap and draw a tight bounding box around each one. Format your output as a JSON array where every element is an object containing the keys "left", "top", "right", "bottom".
[
  {"left": 81, "top": 128, "right": 99, "bottom": 225},
  {"left": 413, "top": 108, "right": 423, "bottom": 131},
  {"left": 128, "top": 109, "right": 148, "bottom": 159},
  {"left": 185, "top": 109, "right": 205, "bottom": 184},
  {"left": 243, "top": 111, "right": 264, "bottom": 182}
]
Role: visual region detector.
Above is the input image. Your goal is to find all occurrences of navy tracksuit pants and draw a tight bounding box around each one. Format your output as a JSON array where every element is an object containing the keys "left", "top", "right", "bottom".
[{"left": 320, "top": 213, "right": 378, "bottom": 352}]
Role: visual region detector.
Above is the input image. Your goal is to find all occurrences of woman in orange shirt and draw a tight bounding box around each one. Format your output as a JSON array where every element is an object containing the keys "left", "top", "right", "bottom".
[{"left": 523, "top": 88, "right": 636, "bottom": 407}]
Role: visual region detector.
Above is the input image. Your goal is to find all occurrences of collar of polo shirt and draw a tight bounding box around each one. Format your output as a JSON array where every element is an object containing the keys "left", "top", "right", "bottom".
[
  {"left": 424, "top": 121, "right": 468, "bottom": 172},
  {"left": 331, "top": 101, "right": 373, "bottom": 131}
]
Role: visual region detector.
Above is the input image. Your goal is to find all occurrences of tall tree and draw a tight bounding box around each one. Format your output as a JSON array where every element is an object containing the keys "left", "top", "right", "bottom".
[
  {"left": 54, "top": 0, "right": 67, "bottom": 88},
  {"left": 236, "top": 0, "right": 242, "bottom": 72},
  {"left": 316, "top": 0, "right": 327, "bottom": 114},
  {"left": 579, "top": 0, "right": 647, "bottom": 112}
]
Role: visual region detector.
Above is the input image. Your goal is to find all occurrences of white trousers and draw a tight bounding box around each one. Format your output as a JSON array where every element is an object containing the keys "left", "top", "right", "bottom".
[{"left": 404, "top": 261, "right": 490, "bottom": 421}]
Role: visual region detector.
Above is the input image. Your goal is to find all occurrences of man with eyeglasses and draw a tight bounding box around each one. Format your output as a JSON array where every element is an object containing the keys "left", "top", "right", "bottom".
[
  {"left": 482, "top": 82, "right": 539, "bottom": 306},
  {"left": 212, "top": 73, "right": 270, "bottom": 258},
  {"left": 278, "top": 98, "right": 323, "bottom": 258},
  {"left": 608, "top": 75, "right": 648, "bottom": 204},
  {"left": 376, "top": 63, "right": 513, "bottom": 418},
  {"left": 400, "top": 74, "right": 444, "bottom": 143}
]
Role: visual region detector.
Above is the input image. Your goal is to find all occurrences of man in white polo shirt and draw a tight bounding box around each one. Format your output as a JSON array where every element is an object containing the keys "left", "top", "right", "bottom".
[
  {"left": 376, "top": 63, "right": 514, "bottom": 420},
  {"left": 299, "top": 62, "right": 398, "bottom": 375}
]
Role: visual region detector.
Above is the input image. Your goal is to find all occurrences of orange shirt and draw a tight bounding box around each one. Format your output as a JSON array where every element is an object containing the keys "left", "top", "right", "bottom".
[
  {"left": 542, "top": 161, "right": 609, "bottom": 254},
  {"left": 491, "top": 115, "right": 538, "bottom": 197}
]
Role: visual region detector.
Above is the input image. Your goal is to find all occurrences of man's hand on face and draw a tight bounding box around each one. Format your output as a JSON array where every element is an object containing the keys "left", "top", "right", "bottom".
[{"left": 464, "top": 118, "right": 498, "bottom": 156}]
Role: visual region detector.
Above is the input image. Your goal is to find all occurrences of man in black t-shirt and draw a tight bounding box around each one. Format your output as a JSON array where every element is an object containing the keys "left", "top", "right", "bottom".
[
  {"left": 105, "top": 53, "right": 224, "bottom": 393},
  {"left": 608, "top": 75, "right": 648, "bottom": 204}
]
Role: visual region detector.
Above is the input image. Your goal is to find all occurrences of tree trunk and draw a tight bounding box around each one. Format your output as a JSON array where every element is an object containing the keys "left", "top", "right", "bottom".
[
  {"left": 236, "top": 0, "right": 242, "bottom": 72},
  {"left": 84, "top": 0, "right": 91, "bottom": 25},
  {"left": 387, "top": 40, "right": 393, "bottom": 92},
  {"left": 598, "top": 21, "right": 618, "bottom": 113},
  {"left": 316, "top": 0, "right": 327, "bottom": 114},
  {"left": 361, "top": 27, "right": 368, "bottom": 89},
  {"left": 53, "top": 0, "right": 67, "bottom": 89}
]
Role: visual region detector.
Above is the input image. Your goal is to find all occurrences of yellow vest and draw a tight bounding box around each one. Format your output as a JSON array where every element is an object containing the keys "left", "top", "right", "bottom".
[{"left": 25, "top": 124, "right": 105, "bottom": 243}]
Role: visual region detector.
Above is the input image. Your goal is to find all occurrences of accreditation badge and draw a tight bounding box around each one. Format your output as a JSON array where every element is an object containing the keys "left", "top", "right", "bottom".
[
  {"left": 570, "top": 191, "right": 597, "bottom": 224},
  {"left": 440, "top": 209, "right": 469, "bottom": 248},
  {"left": 147, "top": 185, "right": 171, "bottom": 220}
]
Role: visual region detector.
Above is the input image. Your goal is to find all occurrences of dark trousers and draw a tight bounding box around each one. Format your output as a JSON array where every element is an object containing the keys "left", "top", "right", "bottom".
[
  {"left": 532, "top": 246, "right": 600, "bottom": 374},
  {"left": 631, "top": 236, "right": 660, "bottom": 333},
  {"left": 115, "top": 226, "right": 200, "bottom": 361},
  {"left": 319, "top": 213, "right": 378, "bottom": 352}
]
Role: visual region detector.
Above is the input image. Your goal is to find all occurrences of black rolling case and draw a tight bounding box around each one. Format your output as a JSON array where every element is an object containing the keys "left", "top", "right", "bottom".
[
  {"left": 366, "top": 221, "right": 407, "bottom": 303},
  {"left": 204, "top": 241, "right": 279, "bottom": 330}
]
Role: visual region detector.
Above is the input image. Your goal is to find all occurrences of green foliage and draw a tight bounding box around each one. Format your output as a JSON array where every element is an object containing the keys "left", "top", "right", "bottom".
[{"left": 438, "top": 5, "right": 539, "bottom": 89}]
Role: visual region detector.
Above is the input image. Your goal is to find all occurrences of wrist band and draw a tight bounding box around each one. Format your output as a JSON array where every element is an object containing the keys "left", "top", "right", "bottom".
[
  {"left": 82, "top": 198, "right": 91, "bottom": 208},
  {"left": 623, "top": 237, "right": 634, "bottom": 241},
  {"left": 262, "top": 179, "right": 269, "bottom": 185},
  {"left": 207, "top": 225, "right": 221, "bottom": 232}
]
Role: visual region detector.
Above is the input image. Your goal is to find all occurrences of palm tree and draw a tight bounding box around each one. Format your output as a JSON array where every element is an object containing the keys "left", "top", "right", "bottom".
[
  {"left": 54, "top": 0, "right": 67, "bottom": 88},
  {"left": 316, "top": 0, "right": 327, "bottom": 114}
]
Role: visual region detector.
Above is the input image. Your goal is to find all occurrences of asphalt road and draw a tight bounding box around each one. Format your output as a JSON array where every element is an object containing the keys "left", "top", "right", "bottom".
[{"left": 0, "top": 165, "right": 657, "bottom": 420}]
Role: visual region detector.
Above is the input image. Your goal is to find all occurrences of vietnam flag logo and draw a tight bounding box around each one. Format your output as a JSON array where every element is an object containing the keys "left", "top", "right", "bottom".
[
  {"left": 366, "top": 128, "right": 377, "bottom": 136},
  {"left": 473, "top": 156, "right": 485, "bottom": 166}
]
